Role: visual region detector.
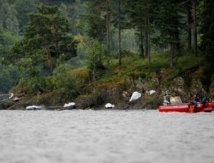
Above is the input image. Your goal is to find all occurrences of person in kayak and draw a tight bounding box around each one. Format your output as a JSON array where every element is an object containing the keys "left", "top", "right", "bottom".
[
  {"left": 163, "top": 94, "right": 171, "bottom": 105},
  {"left": 201, "top": 96, "right": 209, "bottom": 107},
  {"left": 188, "top": 100, "right": 198, "bottom": 112}
]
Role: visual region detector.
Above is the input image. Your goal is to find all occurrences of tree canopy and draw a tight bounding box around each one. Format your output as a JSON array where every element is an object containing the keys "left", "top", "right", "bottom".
[{"left": 9, "top": 4, "right": 78, "bottom": 78}]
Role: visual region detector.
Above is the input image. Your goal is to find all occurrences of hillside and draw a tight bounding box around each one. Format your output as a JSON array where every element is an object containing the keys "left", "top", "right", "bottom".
[{"left": 2, "top": 50, "right": 213, "bottom": 110}]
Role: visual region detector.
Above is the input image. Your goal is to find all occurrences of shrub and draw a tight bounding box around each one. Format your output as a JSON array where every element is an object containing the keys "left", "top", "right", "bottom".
[{"left": 52, "top": 64, "right": 80, "bottom": 99}]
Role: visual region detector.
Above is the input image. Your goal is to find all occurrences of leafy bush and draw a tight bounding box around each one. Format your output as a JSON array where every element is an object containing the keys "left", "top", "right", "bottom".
[
  {"left": 24, "top": 77, "right": 53, "bottom": 95},
  {"left": 52, "top": 64, "right": 80, "bottom": 99}
]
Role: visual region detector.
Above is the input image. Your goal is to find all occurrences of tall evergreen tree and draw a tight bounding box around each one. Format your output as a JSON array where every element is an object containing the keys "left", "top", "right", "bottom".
[
  {"left": 111, "top": 0, "right": 130, "bottom": 66},
  {"left": 83, "top": 0, "right": 105, "bottom": 41},
  {"left": 155, "top": 0, "right": 183, "bottom": 67},
  {"left": 126, "top": 0, "right": 156, "bottom": 65},
  {"left": 9, "top": 4, "right": 78, "bottom": 77},
  {"left": 193, "top": 0, "right": 199, "bottom": 56},
  {"left": 200, "top": 0, "right": 214, "bottom": 91},
  {"left": 106, "top": 0, "right": 110, "bottom": 71},
  {"left": 81, "top": 0, "right": 106, "bottom": 68},
  {"left": 186, "top": 0, "right": 193, "bottom": 50}
]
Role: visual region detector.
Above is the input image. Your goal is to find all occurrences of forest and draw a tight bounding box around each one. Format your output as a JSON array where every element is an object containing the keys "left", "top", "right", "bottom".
[{"left": 0, "top": 0, "right": 214, "bottom": 101}]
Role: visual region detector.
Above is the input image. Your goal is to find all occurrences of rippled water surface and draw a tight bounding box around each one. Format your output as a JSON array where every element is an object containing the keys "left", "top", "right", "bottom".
[{"left": 0, "top": 110, "right": 214, "bottom": 163}]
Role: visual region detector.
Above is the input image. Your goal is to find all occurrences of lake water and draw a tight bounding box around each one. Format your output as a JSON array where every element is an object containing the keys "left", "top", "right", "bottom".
[{"left": 0, "top": 110, "right": 214, "bottom": 163}]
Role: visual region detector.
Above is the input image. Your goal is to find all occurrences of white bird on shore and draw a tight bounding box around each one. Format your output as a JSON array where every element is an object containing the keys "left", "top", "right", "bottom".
[
  {"left": 129, "top": 91, "right": 141, "bottom": 102},
  {"left": 64, "top": 102, "right": 75, "bottom": 108},
  {"left": 13, "top": 97, "right": 19, "bottom": 102},
  {"left": 26, "top": 105, "right": 43, "bottom": 110},
  {"left": 105, "top": 103, "right": 115, "bottom": 108},
  {"left": 149, "top": 90, "right": 156, "bottom": 95},
  {"left": 9, "top": 93, "right": 14, "bottom": 99}
]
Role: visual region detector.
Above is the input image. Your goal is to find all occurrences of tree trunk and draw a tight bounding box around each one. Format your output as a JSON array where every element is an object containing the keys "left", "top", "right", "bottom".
[
  {"left": 140, "top": 28, "right": 144, "bottom": 57},
  {"left": 93, "top": 62, "right": 96, "bottom": 81},
  {"left": 145, "top": 0, "right": 150, "bottom": 65},
  {"left": 170, "top": 43, "right": 174, "bottom": 68},
  {"left": 187, "top": 1, "right": 192, "bottom": 50},
  {"left": 169, "top": 33, "right": 175, "bottom": 68},
  {"left": 193, "top": 0, "right": 198, "bottom": 56},
  {"left": 46, "top": 52, "right": 53, "bottom": 72},
  {"left": 118, "top": 0, "right": 122, "bottom": 66},
  {"left": 106, "top": 0, "right": 110, "bottom": 71},
  {"left": 175, "top": 29, "right": 180, "bottom": 53},
  {"left": 99, "top": 6, "right": 103, "bottom": 64}
]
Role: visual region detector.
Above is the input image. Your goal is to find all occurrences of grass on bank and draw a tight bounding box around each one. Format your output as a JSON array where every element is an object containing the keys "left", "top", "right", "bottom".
[
  {"left": 91, "top": 50, "right": 204, "bottom": 88},
  {"left": 12, "top": 50, "right": 204, "bottom": 103}
]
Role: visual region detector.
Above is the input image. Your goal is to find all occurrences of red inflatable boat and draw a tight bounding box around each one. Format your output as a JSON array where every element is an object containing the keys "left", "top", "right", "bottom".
[{"left": 158, "top": 96, "right": 214, "bottom": 113}]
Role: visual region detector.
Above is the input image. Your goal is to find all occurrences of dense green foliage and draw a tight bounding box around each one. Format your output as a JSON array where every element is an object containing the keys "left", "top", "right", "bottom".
[
  {"left": 9, "top": 4, "right": 78, "bottom": 77},
  {"left": 0, "top": 0, "right": 213, "bottom": 100},
  {"left": 200, "top": 0, "right": 214, "bottom": 92},
  {"left": 0, "top": 63, "right": 20, "bottom": 93}
]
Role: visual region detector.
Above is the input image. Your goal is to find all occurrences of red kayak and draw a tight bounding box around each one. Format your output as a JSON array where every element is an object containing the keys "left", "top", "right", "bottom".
[
  {"left": 158, "top": 103, "right": 213, "bottom": 113},
  {"left": 158, "top": 96, "right": 214, "bottom": 113}
]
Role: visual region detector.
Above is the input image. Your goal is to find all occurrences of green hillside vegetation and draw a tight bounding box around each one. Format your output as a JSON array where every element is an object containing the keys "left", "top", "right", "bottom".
[
  {"left": 91, "top": 51, "right": 204, "bottom": 87},
  {"left": 10, "top": 49, "right": 206, "bottom": 104}
]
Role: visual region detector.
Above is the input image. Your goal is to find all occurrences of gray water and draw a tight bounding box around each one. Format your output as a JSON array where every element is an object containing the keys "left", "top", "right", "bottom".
[{"left": 0, "top": 110, "right": 214, "bottom": 163}]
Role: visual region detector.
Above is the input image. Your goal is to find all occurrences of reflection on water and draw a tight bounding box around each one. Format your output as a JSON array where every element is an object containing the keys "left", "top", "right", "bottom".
[{"left": 0, "top": 110, "right": 214, "bottom": 163}]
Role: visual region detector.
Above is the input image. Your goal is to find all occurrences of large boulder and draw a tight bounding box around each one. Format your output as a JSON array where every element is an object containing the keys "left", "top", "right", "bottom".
[{"left": 75, "top": 95, "right": 97, "bottom": 109}]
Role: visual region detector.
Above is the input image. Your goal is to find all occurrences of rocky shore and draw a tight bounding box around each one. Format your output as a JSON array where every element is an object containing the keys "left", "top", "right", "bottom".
[
  {"left": 0, "top": 98, "right": 157, "bottom": 111},
  {"left": 0, "top": 90, "right": 159, "bottom": 110},
  {"left": 1, "top": 69, "right": 212, "bottom": 111}
]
